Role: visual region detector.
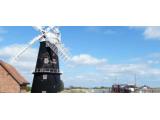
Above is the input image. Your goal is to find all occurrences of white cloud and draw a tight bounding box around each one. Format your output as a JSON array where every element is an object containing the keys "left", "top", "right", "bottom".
[
  {"left": 144, "top": 27, "right": 160, "bottom": 39},
  {"left": 1, "top": 43, "right": 160, "bottom": 87},
  {"left": 144, "top": 52, "right": 160, "bottom": 64},
  {"left": 70, "top": 53, "right": 160, "bottom": 77},
  {"left": 147, "top": 60, "right": 160, "bottom": 64},
  {"left": 97, "top": 63, "right": 160, "bottom": 77},
  {"left": 63, "top": 61, "right": 160, "bottom": 87},
  {"left": 148, "top": 52, "right": 160, "bottom": 58},
  {"left": 64, "top": 52, "right": 160, "bottom": 87},
  {"left": 0, "top": 44, "right": 38, "bottom": 83},
  {"left": 62, "top": 72, "right": 111, "bottom": 87},
  {"left": 130, "top": 26, "right": 160, "bottom": 40},
  {"left": 0, "top": 44, "right": 38, "bottom": 61},
  {"left": 71, "top": 54, "right": 107, "bottom": 65}
]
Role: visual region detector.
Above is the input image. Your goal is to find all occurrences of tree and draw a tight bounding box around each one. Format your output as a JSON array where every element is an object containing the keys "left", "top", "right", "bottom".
[{"left": 56, "top": 80, "right": 64, "bottom": 92}]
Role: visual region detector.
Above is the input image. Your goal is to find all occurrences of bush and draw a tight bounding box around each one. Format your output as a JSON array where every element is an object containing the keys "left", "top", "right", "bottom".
[{"left": 56, "top": 80, "right": 64, "bottom": 92}]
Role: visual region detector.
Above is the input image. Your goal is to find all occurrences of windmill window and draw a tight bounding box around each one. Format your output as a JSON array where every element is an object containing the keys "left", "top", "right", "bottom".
[
  {"left": 52, "top": 58, "right": 56, "bottom": 61},
  {"left": 44, "top": 58, "right": 49, "bottom": 64},
  {"left": 52, "top": 59, "right": 56, "bottom": 63},
  {"left": 43, "top": 74, "right": 47, "bottom": 79}
]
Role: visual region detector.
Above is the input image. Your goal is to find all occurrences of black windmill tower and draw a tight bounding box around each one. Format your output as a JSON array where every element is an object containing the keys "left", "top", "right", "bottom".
[
  {"left": 11, "top": 26, "right": 70, "bottom": 93},
  {"left": 31, "top": 41, "right": 63, "bottom": 93}
]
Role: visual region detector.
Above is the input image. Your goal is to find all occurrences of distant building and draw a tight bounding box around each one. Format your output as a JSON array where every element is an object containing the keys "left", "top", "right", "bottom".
[
  {"left": 138, "top": 85, "right": 153, "bottom": 93},
  {"left": 0, "top": 60, "right": 29, "bottom": 93},
  {"left": 112, "top": 84, "right": 137, "bottom": 93}
]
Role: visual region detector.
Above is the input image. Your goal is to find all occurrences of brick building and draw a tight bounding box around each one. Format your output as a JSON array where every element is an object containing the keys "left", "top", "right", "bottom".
[{"left": 0, "top": 60, "right": 29, "bottom": 93}]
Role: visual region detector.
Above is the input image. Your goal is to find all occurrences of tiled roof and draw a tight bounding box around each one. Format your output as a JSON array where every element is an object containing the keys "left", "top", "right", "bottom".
[{"left": 0, "top": 60, "right": 29, "bottom": 85}]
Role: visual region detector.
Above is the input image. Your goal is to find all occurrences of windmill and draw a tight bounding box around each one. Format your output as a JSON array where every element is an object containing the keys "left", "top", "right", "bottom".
[{"left": 11, "top": 26, "right": 70, "bottom": 93}]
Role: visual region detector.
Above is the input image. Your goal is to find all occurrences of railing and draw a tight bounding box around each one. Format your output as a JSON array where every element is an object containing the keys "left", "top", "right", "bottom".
[{"left": 35, "top": 68, "right": 59, "bottom": 73}]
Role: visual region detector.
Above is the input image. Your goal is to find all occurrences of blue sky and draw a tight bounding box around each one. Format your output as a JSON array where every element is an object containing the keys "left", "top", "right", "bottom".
[{"left": 1, "top": 26, "right": 160, "bottom": 87}]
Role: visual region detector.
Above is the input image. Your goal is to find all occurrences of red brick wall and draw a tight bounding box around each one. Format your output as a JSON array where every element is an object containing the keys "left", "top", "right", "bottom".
[{"left": 0, "top": 65, "right": 21, "bottom": 93}]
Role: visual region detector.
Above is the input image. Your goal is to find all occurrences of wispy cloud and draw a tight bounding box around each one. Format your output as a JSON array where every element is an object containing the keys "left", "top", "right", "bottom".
[
  {"left": 0, "top": 27, "right": 7, "bottom": 34},
  {"left": 2, "top": 26, "right": 160, "bottom": 87},
  {"left": 129, "top": 52, "right": 160, "bottom": 65},
  {"left": 1, "top": 43, "right": 160, "bottom": 87},
  {"left": 144, "top": 27, "right": 160, "bottom": 40},
  {"left": 69, "top": 52, "right": 160, "bottom": 77},
  {"left": 0, "top": 27, "right": 7, "bottom": 42},
  {"left": 131, "top": 26, "right": 160, "bottom": 40},
  {"left": 63, "top": 51, "right": 160, "bottom": 87},
  {"left": 86, "top": 26, "right": 116, "bottom": 35},
  {"left": 0, "top": 44, "right": 38, "bottom": 83},
  {"left": 71, "top": 54, "right": 107, "bottom": 66},
  {"left": 97, "top": 63, "right": 160, "bottom": 76}
]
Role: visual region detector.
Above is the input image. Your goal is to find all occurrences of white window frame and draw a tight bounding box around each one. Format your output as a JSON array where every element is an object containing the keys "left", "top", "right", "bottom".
[
  {"left": 43, "top": 74, "right": 47, "bottom": 80},
  {"left": 51, "top": 59, "right": 57, "bottom": 64},
  {"left": 44, "top": 58, "right": 49, "bottom": 64}
]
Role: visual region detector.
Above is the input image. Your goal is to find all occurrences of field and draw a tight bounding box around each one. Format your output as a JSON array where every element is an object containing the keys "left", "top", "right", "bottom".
[{"left": 61, "top": 87, "right": 160, "bottom": 93}]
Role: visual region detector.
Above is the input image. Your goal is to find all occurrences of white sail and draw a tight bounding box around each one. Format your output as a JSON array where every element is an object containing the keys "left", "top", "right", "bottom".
[{"left": 10, "top": 35, "right": 42, "bottom": 63}]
